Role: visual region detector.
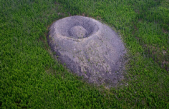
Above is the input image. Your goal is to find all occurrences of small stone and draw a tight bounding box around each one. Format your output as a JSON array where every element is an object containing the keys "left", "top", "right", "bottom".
[{"left": 69, "top": 26, "right": 88, "bottom": 38}]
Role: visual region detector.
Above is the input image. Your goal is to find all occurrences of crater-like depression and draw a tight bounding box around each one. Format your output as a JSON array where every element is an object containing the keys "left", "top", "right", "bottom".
[
  {"left": 47, "top": 15, "right": 128, "bottom": 88},
  {"left": 52, "top": 16, "right": 99, "bottom": 39}
]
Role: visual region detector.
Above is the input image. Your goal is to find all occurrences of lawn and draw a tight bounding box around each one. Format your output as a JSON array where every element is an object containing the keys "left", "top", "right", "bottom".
[{"left": 0, "top": 0, "right": 169, "bottom": 108}]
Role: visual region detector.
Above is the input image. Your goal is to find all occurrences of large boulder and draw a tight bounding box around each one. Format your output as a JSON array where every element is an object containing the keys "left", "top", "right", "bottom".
[{"left": 47, "top": 15, "right": 127, "bottom": 87}]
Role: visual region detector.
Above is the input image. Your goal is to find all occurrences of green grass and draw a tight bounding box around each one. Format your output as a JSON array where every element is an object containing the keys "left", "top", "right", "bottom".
[{"left": 0, "top": 0, "right": 169, "bottom": 108}]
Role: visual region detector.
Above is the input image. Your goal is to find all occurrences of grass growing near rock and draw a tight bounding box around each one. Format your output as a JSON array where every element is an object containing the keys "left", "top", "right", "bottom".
[{"left": 0, "top": 0, "right": 169, "bottom": 108}]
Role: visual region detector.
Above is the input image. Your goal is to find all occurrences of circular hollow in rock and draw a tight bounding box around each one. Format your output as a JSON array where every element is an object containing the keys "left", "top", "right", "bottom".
[{"left": 47, "top": 15, "right": 128, "bottom": 88}]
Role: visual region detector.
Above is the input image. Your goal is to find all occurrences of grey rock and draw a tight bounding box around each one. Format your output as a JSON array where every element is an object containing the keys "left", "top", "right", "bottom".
[
  {"left": 47, "top": 15, "right": 127, "bottom": 88},
  {"left": 69, "top": 26, "right": 88, "bottom": 38}
]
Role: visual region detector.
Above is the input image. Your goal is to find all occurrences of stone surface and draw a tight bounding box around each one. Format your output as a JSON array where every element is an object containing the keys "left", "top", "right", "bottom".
[
  {"left": 47, "top": 15, "right": 127, "bottom": 87},
  {"left": 69, "top": 26, "right": 88, "bottom": 38}
]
